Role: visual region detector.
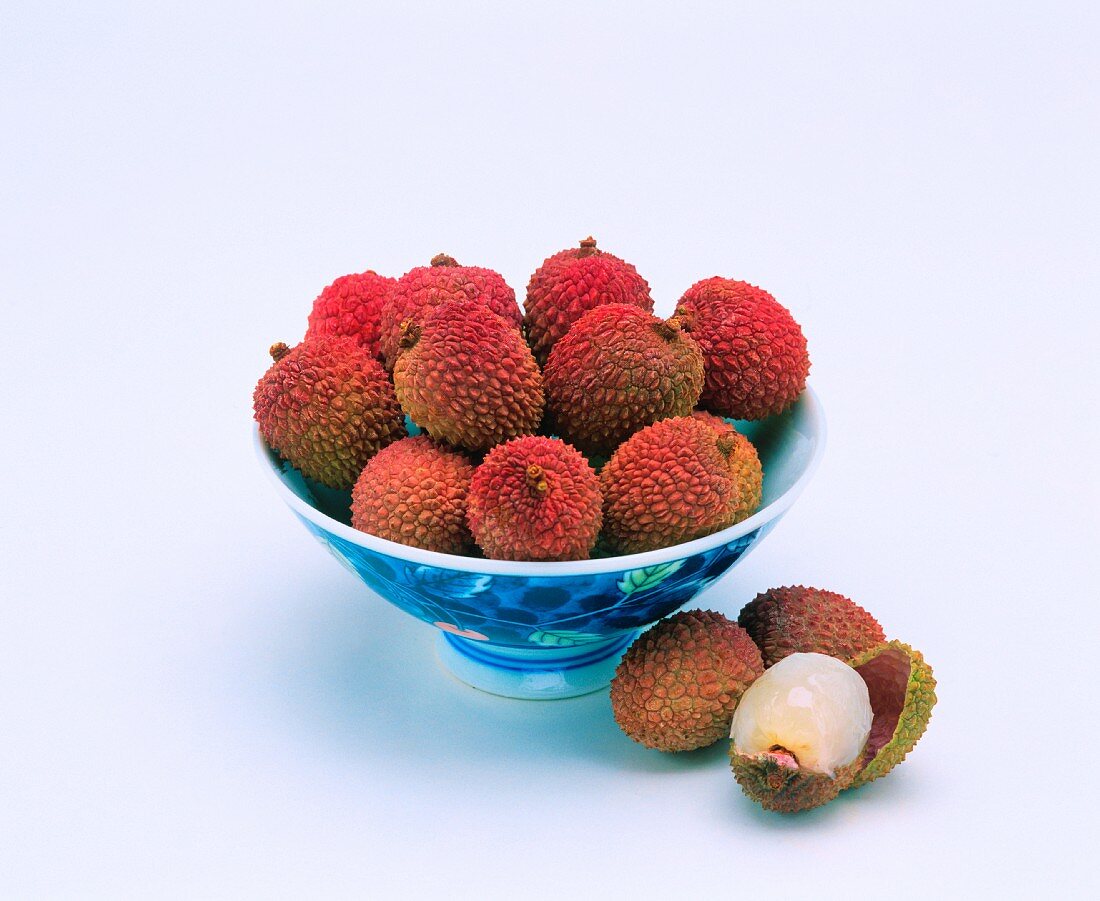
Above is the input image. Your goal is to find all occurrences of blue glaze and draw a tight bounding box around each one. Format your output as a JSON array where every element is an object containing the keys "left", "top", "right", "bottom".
[{"left": 255, "top": 390, "right": 826, "bottom": 698}]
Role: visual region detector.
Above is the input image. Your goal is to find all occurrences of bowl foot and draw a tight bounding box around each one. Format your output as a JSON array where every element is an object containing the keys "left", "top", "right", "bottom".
[{"left": 435, "top": 631, "right": 637, "bottom": 700}]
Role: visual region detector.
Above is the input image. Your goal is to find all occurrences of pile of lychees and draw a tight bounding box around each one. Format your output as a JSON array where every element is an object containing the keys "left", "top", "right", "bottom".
[
  {"left": 610, "top": 587, "right": 937, "bottom": 813},
  {"left": 253, "top": 238, "right": 810, "bottom": 559}
]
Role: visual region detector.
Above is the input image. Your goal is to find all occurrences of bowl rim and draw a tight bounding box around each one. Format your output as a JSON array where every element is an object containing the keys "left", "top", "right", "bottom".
[{"left": 253, "top": 387, "right": 826, "bottom": 576}]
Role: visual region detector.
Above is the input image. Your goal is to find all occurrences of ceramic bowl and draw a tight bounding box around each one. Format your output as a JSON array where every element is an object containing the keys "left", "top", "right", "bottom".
[{"left": 255, "top": 389, "right": 825, "bottom": 700}]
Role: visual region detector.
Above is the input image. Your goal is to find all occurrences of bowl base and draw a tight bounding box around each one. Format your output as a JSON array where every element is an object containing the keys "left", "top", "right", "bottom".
[{"left": 435, "top": 631, "right": 637, "bottom": 700}]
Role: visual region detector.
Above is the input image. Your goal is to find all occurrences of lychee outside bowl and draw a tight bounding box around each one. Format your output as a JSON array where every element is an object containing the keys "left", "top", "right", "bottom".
[{"left": 255, "top": 389, "right": 825, "bottom": 700}]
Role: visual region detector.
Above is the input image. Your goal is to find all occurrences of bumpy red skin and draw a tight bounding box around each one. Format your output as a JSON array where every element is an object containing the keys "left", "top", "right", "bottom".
[
  {"left": 690, "top": 411, "right": 762, "bottom": 522},
  {"left": 600, "top": 416, "right": 743, "bottom": 554},
  {"left": 611, "top": 610, "right": 764, "bottom": 752},
  {"left": 467, "top": 436, "right": 602, "bottom": 561},
  {"left": 675, "top": 278, "right": 809, "bottom": 420},
  {"left": 351, "top": 435, "right": 475, "bottom": 554},
  {"left": 253, "top": 337, "right": 405, "bottom": 490},
  {"left": 524, "top": 239, "right": 653, "bottom": 366},
  {"left": 543, "top": 304, "right": 704, "bottom": 456},
  {"left": 380, "top": 258, "right": 520, "bottom": 370},
  {"left": 393, "top": 302, "right": 544, "bottom": 453},
  {"left": 305, "top": 270, "right": 395, "bottom": 360},
  {"left": 737, "top": 585, "right": 886, "bottom": 668}
]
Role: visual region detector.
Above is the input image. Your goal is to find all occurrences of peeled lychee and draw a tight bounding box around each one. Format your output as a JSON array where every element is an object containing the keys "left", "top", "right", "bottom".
[
  {"left": 393, "top": 301, "right": 544, "bottom": 453},
  {"left": 729, "top": 652, "right": 873, "bottom": 812},
  {"left": 611, "top": 610, "right": 764, "bottom": 752},
  {"left": 305, "top": 270, "right": 395, "bottom": 360},
  {"left": 524, "top": 237, "right": 653, "bottom": 366},
  {"left": 543, "top": 304, "right": 704, "bottom": 456},
  {"left": 466, "top": 436, "right": 602, "bottom": 561},
  {"left": 675, "top": 277, "right": 809, "bottom": 420},
  {"left": 380, "top": 254, "right": 521, "bottom": 370},
  {"left": 253, "top": 337, "right": 405, "bottom": 490},
  {"left": 738, "top": 586, "right": 886, "bottom": 668},
  {"left": 600, "top": 416, "right": 748, "bottom": 554},
  {"left": 351, "top": 435, "right": 475, "bottom": 555}
]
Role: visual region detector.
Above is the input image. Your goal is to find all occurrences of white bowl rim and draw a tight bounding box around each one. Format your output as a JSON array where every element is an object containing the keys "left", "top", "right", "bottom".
[{"left": 253, "top": 387, "right": 826, "bottom": 577}]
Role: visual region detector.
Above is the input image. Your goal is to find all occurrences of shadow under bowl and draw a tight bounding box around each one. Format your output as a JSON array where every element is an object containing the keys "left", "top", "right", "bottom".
[{"left": 255, "top": 390, "right": 826, "bottom": 699}]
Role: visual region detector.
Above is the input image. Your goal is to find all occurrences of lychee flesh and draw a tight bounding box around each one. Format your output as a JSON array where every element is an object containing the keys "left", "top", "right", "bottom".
[
  {"left": 305, "top": 270, "right": 395, "bottom": 360},
  {"left": 730, "top": 652, "right": 872, "bottom": 778},
  {"left": 380, "top": 254, "right": 520, "bottom": 370},
  {"left": 543, "top": 304, "right": 704, "bottom": 456},
  {"left": 675, "top": 277, "right": 809, "bottom": 420},
  {"left": 393, "top": 301, "right": 544, "bottom": 453},
  {"left": 466, "top": 436, "right": 602, "bottom": 561},
  {"left": 524, "top": 237, "right": 653, "bottom": 366},
  {"left": 351, "top": 435, "right": 475, "bottom": 555}
]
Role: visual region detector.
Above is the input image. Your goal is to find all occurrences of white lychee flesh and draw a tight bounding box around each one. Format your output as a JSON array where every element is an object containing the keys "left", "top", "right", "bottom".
[{"left": 730, "top": 652, "right": 872, "bottom": 777}]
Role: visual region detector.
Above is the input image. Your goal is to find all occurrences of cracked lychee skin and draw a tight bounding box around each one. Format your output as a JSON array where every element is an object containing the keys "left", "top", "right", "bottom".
[
  {"left": 351, "top": 435, "right": 475, "bottom": 555},
  {"left": 729, "top": 748, "right": 863, "bottom": 814},
  {"left": 849, "top": 640, "right": 936, "bottom": 788},
  {"left": 393, "top": 301, "right": 544, "bottom": 453},
  {"left": 600, "top": 416, "right": 745, "bottom": 554},
  {"left": 610, "top": 610, "right": 764, "bottom": 752},
  {"left": 305, "top": 270, "right": 396, "bottom": 360},
  {"left": 467, "top": 436, "right": 602, "bottom": 561},
  {"left": 380, "top": 254, "right": 521, "bottom": 370},
  {"left": 738, "top": 586, "right": 886, "bottom": 668},
  {"left": 253, "top": 337, "right": 405, "bottom": 490},
  {"left": 675, "top": 277, "right": 809, "bottom": 420},
  {"left": 524, "top": 237, "right": 653, "bottom": 366},
  {"left": 690, "top": 411, "right": 763, "bottom": 523},
  {"left": 543, "top": 304, "right": 704, "bottom": 456}
]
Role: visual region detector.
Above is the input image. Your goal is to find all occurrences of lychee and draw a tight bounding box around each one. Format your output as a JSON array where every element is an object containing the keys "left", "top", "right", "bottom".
[
  {"left": 690, "top": 411, "right": 763, "bottom": 523},
  {"left": 351, "top": 435, "right": 475, "bottom": 555},
  {"left": 543, "top": 304, "right": 704, "bottom": 456},
  {"left": 305, "top": 270, "right": 395, "bottom": 360},
  {"left": 466, "top": 436, "right": 602, "bottom": 561},
  {"left": 729, "top": 652, "right": 873, "bottom": 812},
  {"left": 738, "top": 586, "right": 886, "bottom": 668},
  {"left": 610, "top": 610, "right": 764, "bottom": 752},
  {"left": 380, "top": 254, "right": 521, "bottom": 370},
  {"left": 675, "top": 277, "right": 809, "bottom": 420},
  {"left": 600, "top": 416, "right": 748, "bottom": 554},
  {"left": 253, "top": 337, "right": 405, "bottom": 490},
  {"left": 393, "top": 301, "right": 544, "bottom": 453},
  {"left": 524, "top": 237, "right": 653, "bottom": 366}
]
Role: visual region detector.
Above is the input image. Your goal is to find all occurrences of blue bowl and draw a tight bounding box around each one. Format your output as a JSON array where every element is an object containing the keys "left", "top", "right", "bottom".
[{"left": 255, "top": 390, "right": 825, "bottom": 699}]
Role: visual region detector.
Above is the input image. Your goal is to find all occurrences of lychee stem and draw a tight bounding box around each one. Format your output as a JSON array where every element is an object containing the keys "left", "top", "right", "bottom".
[
  {"left": 765, "top": 746, "right": 800, "bottom": 770},
  {"left": 652, "top": 320, "right": 679, "bottom": 342},
  {"left": 269, "top": 342, "right": 290, "bottom": 362},
  {"left": 715, "top": 434, "right": 735, "bottom": 457},
  {"left": 577, "top": 236, "right": 598, "bottom": 257},
  {"left": 431, "top": 253, "right": 459, "bottom": 267},
  {"left": 398, "top": 320, "right": 422, "bottom": 350},
  {"left": 525, "top": 464, "right": 549, "bottom": 496}
]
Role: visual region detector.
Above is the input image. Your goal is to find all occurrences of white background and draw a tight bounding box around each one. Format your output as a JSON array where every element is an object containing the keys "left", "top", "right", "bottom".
[{"left": 3, "top": 2, "right": 1098, "bottom": 897}]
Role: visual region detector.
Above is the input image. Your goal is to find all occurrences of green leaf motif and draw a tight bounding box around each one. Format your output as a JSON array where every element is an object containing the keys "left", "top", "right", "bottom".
[
  {"left": 527, "top": 630, "right": 606, "bottom": 647},
  {"left": 617, "top": 560, "right": 685, "bottom": 597}
]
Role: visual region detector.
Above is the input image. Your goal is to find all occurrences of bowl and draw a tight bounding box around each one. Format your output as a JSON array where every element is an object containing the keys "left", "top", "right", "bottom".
[{"left": 255, "top": 389, "right": 825, "bottom": 700}]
